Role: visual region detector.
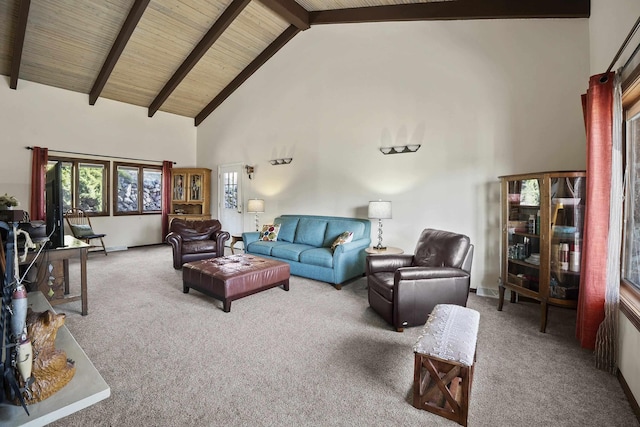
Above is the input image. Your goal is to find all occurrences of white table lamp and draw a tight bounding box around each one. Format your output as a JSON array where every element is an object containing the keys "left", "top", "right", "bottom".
[
  {"left": 247, "top": 199, "right": 265, "bottom": 231},
  {"left": 368, "top": 200, "right": 392, "bottom": 250}
]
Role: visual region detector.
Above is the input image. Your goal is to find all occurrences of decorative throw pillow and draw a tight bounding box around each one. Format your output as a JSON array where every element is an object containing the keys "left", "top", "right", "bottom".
[
  {"left": 260, "top": 224, "right": 281, "bottom": 241},
  {"left": 331, "top": 231, "right": 353, "bottom": 251},
  {"left": 70, "top": 224, "right": 95, "bottom": 238}
]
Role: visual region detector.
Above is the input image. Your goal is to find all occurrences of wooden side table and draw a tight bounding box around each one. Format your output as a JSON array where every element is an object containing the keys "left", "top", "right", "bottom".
[
  {"left": 365, "top": 246, "right": 404, "bottom": 255},
  {"left": 230, "top": 235, "right": 243, "bottom": 254}
]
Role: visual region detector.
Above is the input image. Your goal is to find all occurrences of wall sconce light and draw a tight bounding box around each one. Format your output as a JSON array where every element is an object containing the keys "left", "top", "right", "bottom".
[
  {"left": 269, "top": 158, "right": 293, "bottom": 165},
  {"left": 379, "top": 145, "right": 421, "bottom": 155},
  {"left": 245, "top": 165, "right": 255, "bottom": 179}
]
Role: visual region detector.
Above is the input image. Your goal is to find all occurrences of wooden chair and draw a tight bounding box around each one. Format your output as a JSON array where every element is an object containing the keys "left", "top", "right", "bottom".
[{"left": 65, "top": 208, "right": 107, "bottom": 255}]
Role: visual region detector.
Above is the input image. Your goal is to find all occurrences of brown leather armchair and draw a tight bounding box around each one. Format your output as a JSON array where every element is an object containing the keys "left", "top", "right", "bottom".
[
  {"left": 166, "top": 219, "right": 230, "bottom": 269},
  {"left": 366, "top": 228, "right": 473, "bottom": 332}
]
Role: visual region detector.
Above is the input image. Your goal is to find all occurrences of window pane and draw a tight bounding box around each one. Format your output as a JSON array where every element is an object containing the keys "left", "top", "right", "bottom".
[
  {"left": 624, "top": 113, "right": 640, "bottom": 289},
  {"left": 143, "top": 168, "right": 162, "bottom": 212},
  {"left": 117, "top": 166, "right": 139, "bottom": 212},
  {"left": 224, "top": 172, "right": 238, "bottom": 209},
  {"left": 78, "top": 162, "right": 105, "bottom": 213}
]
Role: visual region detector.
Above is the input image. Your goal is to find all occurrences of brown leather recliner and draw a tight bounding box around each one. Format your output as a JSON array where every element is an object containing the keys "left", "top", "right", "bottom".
[
  {"left": 166, "top": 219, "right": 230, "bottom": 269},
  {"left": 366, "top": 228, "right": 474, "bottom": 332}
]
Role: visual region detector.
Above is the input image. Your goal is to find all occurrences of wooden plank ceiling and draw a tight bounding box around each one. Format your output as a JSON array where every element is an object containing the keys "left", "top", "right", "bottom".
[{"left": 0, "top": 0, "right": 590, "bottom": 126}]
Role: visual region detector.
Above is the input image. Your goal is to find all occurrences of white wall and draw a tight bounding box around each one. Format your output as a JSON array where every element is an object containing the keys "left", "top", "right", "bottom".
[
  {"left": 589, "top": 0, "right": 640, "bottom": 411},
  {"left": 0, "top": 78, "right": 197, "bottom": 248},
  {"left": 197, "top": 18, "right": 589, "bottom": 294}
]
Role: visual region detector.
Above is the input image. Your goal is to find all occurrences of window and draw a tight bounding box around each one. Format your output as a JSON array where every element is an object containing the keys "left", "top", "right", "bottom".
[
  {"left": 623, "top": 109, "right": 640, "bottom": 291},
  {"left": 621, "top": 72, "right": 640, "bottom": 329},
  {"left": 113, "top": 162, "right": 162, "bottom": 215},
  {"left": 47, "top": 157, "right": 109, "bottom": 215},
  {"left": 223, "top": 171, "right": 238, "bottom": 210}
]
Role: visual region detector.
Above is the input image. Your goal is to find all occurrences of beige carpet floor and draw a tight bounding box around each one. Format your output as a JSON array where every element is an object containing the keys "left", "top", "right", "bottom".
[{"left": 39, "top": 245, "right": 640, "bottom": 426}]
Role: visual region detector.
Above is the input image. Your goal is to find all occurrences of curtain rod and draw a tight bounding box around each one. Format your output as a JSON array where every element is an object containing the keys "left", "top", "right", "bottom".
[
  {"left": 25, "top": 146, "right": 175, "bottom": 164},
  {"left": 600, "top": 15, "right": 640, "bottom": 83}
]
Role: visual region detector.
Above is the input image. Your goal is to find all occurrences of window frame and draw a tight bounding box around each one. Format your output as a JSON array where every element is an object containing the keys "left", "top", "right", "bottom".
[
  {"left": 48, "top": 156, "right": 110, "bottom": 217},
  {"left": 113, "top": 162, "right": 163, "bottom": 216},
  {"left": 621, "top": 69, "right": 640, "bottom": 330}
]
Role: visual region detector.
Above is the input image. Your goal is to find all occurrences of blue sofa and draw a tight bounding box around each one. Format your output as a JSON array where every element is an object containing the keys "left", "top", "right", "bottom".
[{"left": 242, "top": 215, "right": 371, "bottom": 289}]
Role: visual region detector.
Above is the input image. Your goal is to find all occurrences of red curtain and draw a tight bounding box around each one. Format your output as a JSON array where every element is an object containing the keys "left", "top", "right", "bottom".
[
  {"left": 29, "top": 146, "right": 48, "bottom": 221},
  {"left": 161, "top": 160, "right": 173, "bottom": 241},
  {"left": 577, "top": 72, "right": 614, "bottom": 349}
]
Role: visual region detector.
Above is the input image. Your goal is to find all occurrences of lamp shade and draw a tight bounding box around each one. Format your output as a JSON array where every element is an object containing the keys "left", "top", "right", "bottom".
[
  {"left": 247, "top": 199, "right": 265, "bottom": 213},
  {"left": 368, "top": 200, "right": 392, "bottom": 219}
]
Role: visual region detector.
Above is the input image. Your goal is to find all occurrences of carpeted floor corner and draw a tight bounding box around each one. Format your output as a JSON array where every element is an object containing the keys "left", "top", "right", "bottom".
[{"left": 43, "top": 245, "right": 639, "bottom": 427}]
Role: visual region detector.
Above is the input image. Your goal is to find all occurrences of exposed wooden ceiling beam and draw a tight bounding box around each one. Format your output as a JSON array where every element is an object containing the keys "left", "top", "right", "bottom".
[
  {"left": 258, "top": 0, "right": 310, "bottom": 30},
  {"left": 309, "top": 0, "right": 590, "bottom": 25},
  {"left": 195, "top": 25, "right": 300, "bottom": 126},
  {"left": 89, "top": 0, "right": 150, "bottom": 105},
  {"left": 148, "top": 0, "right": 251, "bottom": 118},
  {"left": 9, "top": 0, "right": 30, "bottom": 90}
]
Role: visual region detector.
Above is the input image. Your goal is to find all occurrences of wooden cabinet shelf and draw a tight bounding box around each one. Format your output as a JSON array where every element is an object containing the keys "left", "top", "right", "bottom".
[
  {"left": 498, "top": 171, "right": 586, "bottom": 332},
  {"left": 168, "top": 168, "right": 211, "bottom": 228}
]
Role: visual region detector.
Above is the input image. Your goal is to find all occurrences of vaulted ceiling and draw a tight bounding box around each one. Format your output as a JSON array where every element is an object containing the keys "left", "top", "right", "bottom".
[{"left": 0, "top": 0, "right": 589, "bottom": 126}]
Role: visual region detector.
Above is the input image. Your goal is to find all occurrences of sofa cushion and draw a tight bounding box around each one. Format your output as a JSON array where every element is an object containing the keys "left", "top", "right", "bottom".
[
  {"left": 182, "top": 240, "right": 217, "bottom": 255},
  {"left": 246, "top": 240, "right": 288, "bottom": 256},
  {"left": 271, "top": 243, "right": 315, "bottom": 261},
  {"left": 70, "top": 224, "right": 96, "bottom": 238},
  {"left": 259, "top": 224, "right": 281, "bottom": 241},
  {"left": 274, "top": 217, "right": 299, "bottom": 243},
  {"left": 294, "top": 219, "right": 328, "bottom": 247},
  {"left": 299, "top": 248, "right": 333, "bottom": 268},
  {"left": 414, "top": 229, "right": 470, "bottom": 268},
  {"left": 323, "top": 220, "right": 366, "bottom": 247},
  {"left": 170, "top": 219, "right": 221, "bottom": 242},
  {"left": 331, "top": 231, "right": 353, "bottom": 251}
]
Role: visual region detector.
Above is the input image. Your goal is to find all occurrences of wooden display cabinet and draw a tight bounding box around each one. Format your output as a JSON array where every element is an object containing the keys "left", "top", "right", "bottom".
[
  {"left": 168, "top": 168, "right": 211, "bottom": 227},
  {"left": 498, "top": 171, "right": 586, "bottom": 332}
]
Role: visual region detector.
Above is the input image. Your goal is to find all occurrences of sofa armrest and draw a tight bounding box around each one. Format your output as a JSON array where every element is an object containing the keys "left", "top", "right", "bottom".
[
  {"left": 166, "top": 232, "right": 183, "bottom": 269},
  {"left": 332, "top": 238, "right": 370, "bottom": 255},
  {"left": 212, "top": 230, "right": 231, "bottom": 255},
  {"left": 396, "top": 266, "right": 470, "bottom": 281},
  {"left": 366, "top": 254, "right": 414, "bottom": 275},
  {"left": 242, "top": 231, "right": 260, "bottom": 246}
]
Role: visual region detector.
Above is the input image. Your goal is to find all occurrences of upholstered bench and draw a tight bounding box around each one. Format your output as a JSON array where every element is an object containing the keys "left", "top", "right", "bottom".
[
  {"left": 182, "top": 254, "right": 290, "bottom": 312},
  {"left": 412, "top": 304, "right": 480, "bottom": 427}
]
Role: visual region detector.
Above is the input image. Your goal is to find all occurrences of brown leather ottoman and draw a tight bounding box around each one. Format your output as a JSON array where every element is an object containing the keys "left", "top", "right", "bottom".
[{"left": 182, "top": 254, "right": 290, "bottom": 312}]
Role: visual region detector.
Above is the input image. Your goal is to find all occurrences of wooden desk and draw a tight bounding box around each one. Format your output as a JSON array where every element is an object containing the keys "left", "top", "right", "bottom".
[
  {"left": 0, "top": 292, "right": 110, "bottom": 426},
  {"left": 20, "top": 236, "right": 90, "bottom": 316}
]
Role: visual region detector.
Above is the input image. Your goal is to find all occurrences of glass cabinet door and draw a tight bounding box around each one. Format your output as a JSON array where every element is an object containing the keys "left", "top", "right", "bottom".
[
  {"left": 172, "top": 173, "right": 186, "bottom": 202},
  {"left": 548, "top": 176, "right": 586, "bottom": 302},
  {"left": 188, "top": 173, "right": 204, "bottom": 202},
  {"left": 505, "top": 178, "right": 542, "bottom": 294}
]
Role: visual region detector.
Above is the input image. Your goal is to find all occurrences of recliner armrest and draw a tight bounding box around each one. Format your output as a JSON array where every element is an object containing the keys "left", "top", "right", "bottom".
[
  {"left": 166, "top": 232, "right": 182, "bottom": 247},
  {"left": 366, "top": 254, "right": 414, "bottom": 274},
  {"left": 396, "top": 266, "right": 470, "bottom": 281}
]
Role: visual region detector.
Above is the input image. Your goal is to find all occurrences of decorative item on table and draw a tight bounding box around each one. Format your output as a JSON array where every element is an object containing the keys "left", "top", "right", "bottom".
[
  {"left": 525, "top": 253, "right": 540, "bottom": 265},
  {"left": 247, "top": 199, "right": 265, "bottom": 231},
  {"left": 0, "top": 193, "right": 20, "bottom": 210},
  {"left": 368, "top": 200, "right": 392, "bottom": 250},
  {"left": 379, "top": 145, "right": 421, "bottom": 155},
  {"left": 508, "top": 220, "right": 528, "bottom": 233}
]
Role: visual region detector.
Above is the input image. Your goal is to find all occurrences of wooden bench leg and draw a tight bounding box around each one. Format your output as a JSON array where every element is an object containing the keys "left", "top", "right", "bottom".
[{"left": 413, "top": 353, "right": 473, "bottom": 427}]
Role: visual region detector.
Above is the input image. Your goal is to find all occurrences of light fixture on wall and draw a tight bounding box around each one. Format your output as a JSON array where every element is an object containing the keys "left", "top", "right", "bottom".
[
  {"left": 247, "top": 198, "right": 265, "bottom": 231},
  {"left": 269, "top": 158, "right": 293, "bottom": 165},
  {"left": 379, "top": 145, "right": 421, "bottom": 155},
  {"left": 245, "top": 165, "right": 255, "bottom": 180},
  {"left": 368, "top": 200, "right": 392, "bottom": 250}
]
